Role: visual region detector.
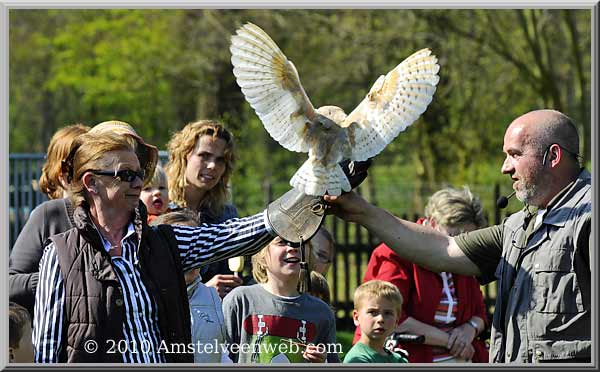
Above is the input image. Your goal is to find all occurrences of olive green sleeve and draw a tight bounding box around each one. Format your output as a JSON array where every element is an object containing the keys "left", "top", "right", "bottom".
[{"left": 454, "top": 224, "right": 503, "bottom": 284}]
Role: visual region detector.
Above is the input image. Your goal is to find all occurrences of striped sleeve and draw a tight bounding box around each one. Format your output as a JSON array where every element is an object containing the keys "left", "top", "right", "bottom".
[
  {"left": 172, "top": 210, "right": 275, "bottom": 271},
  {"left": 33, "top": 242, "right": 66, "bottom": 363}
]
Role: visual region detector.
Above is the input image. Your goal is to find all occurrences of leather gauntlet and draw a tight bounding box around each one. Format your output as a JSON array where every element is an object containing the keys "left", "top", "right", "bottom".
[
  {"left": 266, "top": 188, "right": 326, "bottom": 244},
  {"left": 266, "top": 158, "right": 372, "bottom": 243}
]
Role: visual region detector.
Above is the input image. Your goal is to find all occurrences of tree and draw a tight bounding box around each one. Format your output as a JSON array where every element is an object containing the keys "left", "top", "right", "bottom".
[{"left": 9, "top": 9, "right": 592, "bottom": 216}]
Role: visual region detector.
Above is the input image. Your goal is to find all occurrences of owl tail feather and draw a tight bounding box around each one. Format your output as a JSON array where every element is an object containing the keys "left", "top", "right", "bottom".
[{"left": 290, "top": 160, "right": 351, "bottom": 196}]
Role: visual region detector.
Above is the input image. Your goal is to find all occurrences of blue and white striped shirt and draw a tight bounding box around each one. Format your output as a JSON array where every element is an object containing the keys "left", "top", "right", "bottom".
[{"left": 33, "top": 211, "right": 274, "bottom": 363}]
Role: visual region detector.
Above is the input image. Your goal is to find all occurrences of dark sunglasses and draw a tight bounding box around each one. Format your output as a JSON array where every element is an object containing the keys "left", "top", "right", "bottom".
[{"left": 91, "top": 169, "right": 145, "bottom": 183}]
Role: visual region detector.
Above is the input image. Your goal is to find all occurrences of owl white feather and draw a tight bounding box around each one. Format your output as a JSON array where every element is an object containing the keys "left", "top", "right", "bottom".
[{"left": 230, "top": 22, "right": 440, "bottom": 196}]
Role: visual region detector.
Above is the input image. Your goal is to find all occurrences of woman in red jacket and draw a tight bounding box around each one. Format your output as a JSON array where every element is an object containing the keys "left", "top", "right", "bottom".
[{"left": 354, "top": 187, "right": 489, "bottom": 363}]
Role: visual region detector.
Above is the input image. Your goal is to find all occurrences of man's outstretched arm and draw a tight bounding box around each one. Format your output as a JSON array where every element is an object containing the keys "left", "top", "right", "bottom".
[{"left": 324, "top": 191, "right": 482, "bottom": 276}]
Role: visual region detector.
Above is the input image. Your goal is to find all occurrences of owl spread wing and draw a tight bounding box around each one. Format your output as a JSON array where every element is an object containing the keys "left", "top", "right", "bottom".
[
  {"left": 342, "top": 48, "right": 440, "bottom": 161},
  {"left": 230, "top": 23, "right": 317, "bottom": 153}
]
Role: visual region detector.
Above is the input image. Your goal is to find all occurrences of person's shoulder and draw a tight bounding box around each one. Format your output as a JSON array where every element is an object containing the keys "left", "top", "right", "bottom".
[
  {"left": 343, "top": 343, "right": 371, "bottom": 363},
  {"left": 189, "top": 281, "right": 221, "bottom": 304},
  {"left": 371, "top": 242, "right": 404, "bottom": 261},
  {"left": 226, "top": 283, "right": 259, "bottom": 301},
  {"left": 305, "top": 295, "right": 336, "bottom": 323},
  {"left": 30, "top": 198, "right": 67, "bottom": 217},
  {"left": 372, "top": 242, "right": 392, "bottom": 255},
  {"left": 233, "top": 283, "right": 257, "bottom": 293},
  {"left": 370, "top": 244, "right": 415, "bottom": 270},
  {"left": 223, "top": 284, "right": 266, "bottom": 311},
  {"left": 388, "top": 350, "right": 409, "bottom": 363},
  {"left": 303, "top": 294, "right": 333, "bottom": 312},
  {"left": 39, "top": 198, "right": 67, "bottom": 207},
  {"left": 223, "top": 204, "right": 239, "bottom": 218}
]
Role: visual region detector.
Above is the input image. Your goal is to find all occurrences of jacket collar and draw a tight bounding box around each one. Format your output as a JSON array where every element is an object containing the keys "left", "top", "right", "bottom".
[
  {"left": 73, "top": 200, "right": 149, "bottom": 254},
  {"left": 543, "top": 169, "right": 591, "bottom": 227},
  {"left": 519, "top": 169, "right": 590, "bottom": 226}
]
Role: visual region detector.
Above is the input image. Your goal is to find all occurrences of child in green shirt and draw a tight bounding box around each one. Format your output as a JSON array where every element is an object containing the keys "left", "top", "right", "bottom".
[{"left": 344, "top": 280, "right": 408, "bottom": 363}]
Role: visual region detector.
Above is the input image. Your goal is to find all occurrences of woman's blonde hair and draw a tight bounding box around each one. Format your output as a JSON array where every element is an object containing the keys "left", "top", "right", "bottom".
[
  {"left": 424, "top": 186, "right": 487, "bottom": 231},
  {"left": 353, "top": 280, "right": 403, "bottom": 315},
  {"left": 39, "top": 124, "right": 90, "bottom": 199},
  {"left": 89, "top": 120, "right": 158, "bottom": 186},
  {"left": 166, "top": 120, "right": 236, "bottom": 216},
  {"left": 67, "top": 132, "right": 135, "bottom": 207}
]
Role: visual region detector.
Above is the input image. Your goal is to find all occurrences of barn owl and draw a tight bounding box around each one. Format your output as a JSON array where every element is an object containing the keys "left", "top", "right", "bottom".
[{"left": 230, "top": 22, "right": 440, "bottom": 196}]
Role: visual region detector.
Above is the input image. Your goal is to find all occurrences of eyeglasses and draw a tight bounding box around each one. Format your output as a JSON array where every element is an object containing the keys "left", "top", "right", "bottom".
[{"left": 91, "top": 169, "right": 145, "bottom": 183}]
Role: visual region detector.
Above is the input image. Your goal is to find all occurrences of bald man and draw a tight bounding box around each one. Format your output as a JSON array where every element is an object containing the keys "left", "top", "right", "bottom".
[{"left": 325, "top": 109, "right": 591, "bottom": 363}]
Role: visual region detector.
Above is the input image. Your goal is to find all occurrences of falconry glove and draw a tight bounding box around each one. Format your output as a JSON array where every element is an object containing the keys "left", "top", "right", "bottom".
[
  {"left": 267, "top": 188, "right": 325, "bottom": 244},
  {"left": 266, "top": 158, "right": 373, "bottom": 244}
]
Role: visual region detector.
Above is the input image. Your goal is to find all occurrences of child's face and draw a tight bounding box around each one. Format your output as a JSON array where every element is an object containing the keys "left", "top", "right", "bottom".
[
  {"left": 10, "top": 323, "right": 34, "bottom": 363},
  {"left": 140, "top": 181, "right": 169, "bottom": 215},
  {"left": 309, "top": 231, "right": 334, "bottom": 275},
  {"left": 353, "top": 297, "right": 398, "bottom": 342},
  {"left": 265, "top": 237, "right": 301, "bottom": 281}
]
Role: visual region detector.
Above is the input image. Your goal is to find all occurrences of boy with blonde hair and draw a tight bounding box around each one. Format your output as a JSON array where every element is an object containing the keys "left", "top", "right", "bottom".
[
  {"left": 344, "top": 280, "right": 408, "bottom": 363},
  {"left": 223, "top": 236, "right": 339, "bottom": 363}
]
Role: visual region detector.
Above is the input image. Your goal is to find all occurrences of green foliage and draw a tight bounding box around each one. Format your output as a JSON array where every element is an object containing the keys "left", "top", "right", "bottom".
[{"left": 9, "top": 9, "right": 592, "bottom": 216}]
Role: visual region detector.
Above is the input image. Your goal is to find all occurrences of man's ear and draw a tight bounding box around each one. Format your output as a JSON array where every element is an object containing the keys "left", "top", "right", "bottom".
[
  {"left": 81, "top": 172, "right": 97, "bottom": 194},
  {"left": 549, "top": 144, "right": 562, "bottom": 168}
]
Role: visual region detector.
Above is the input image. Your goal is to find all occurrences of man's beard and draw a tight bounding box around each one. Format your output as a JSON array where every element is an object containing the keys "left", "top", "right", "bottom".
[{"left": 515, "top": 169, "right": 548, "bottom": 206}]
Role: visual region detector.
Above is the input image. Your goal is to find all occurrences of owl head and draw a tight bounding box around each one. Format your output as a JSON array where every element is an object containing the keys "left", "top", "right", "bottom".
[{"left": 316, "top": 106, "right": 347, "bottom": 125}]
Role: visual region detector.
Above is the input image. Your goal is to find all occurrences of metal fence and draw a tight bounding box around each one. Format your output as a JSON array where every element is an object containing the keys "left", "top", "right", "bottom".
[{"left": 9, "top": 153, "right": 503, "bottom": 331}]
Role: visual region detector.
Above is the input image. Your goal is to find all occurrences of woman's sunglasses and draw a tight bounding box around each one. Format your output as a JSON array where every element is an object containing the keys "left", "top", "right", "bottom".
[{"left": 91, "top": 169, "right": 145, "bottom": 183}]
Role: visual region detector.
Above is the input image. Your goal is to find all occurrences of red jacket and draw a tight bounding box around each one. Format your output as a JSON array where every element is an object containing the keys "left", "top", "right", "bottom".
[{"left": 353, "top": 242, "right": 489, "bottom": 363}]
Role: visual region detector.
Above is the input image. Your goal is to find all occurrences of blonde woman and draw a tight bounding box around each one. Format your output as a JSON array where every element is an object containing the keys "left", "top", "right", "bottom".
[{"left": 166, "top": 120, "right": 241, "bottom": 297}]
